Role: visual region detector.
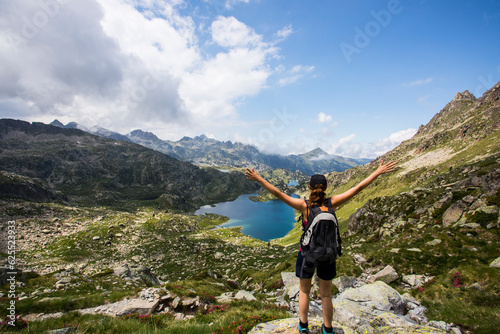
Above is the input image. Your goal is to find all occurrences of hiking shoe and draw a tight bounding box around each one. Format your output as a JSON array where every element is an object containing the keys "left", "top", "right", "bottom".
[
  {"left": 321, "top": 324, "right": 333, "bottom": 334},
  {"left": 298, "top": 323, "right": 309, "bottom": 334}
]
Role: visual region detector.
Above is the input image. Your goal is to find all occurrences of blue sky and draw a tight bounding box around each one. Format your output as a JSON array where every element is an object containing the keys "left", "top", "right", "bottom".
[{"left": 1, "top": 0, "right": 499, "bottom": 158}]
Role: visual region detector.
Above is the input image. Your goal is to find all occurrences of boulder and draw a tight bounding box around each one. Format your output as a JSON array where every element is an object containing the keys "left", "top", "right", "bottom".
[
  {"left": 332, "top": 281, "right": 405, "bottom": 329},
  {"left": 113, "top": 263, "right": 160, "bottom": 286},
  {"left": 116, "top": 298, "right": 160, "bottom": 316},
  {"left": 402, "top": 275, "right": 424, "bottom": 288},
  {"left": 442, "top": 201, "right": 467, "bottom": 227},
  {"left": 234, "top": 290, "right": 257, "bottom": 301},
  {"left": 281, "top": 272, "right": 300, "bottom": 299},
  {"left": 370, "top": 312, "right": 417, "bottom": 328},
  {"left": 333, "top": 276, "right": 358, "bottom": 293},
  {"left": 490, "top": 256, "right": 500, "bottom": 268},
  {"left": 370, "top": 265, "right": 398, "bottom": 284}
]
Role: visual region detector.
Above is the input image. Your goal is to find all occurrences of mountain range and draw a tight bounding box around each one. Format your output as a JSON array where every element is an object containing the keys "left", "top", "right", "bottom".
[
  {"left": 49, "top": 121, "right": 370, "bottom": 175},
  {"left": 0, "top": 119, "right": 259, "bottom": 212}
]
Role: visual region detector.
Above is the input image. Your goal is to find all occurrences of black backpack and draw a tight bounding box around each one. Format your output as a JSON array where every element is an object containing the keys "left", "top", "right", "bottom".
[{"left": 299, "top": 198, "right": 342, "bottom": 278}]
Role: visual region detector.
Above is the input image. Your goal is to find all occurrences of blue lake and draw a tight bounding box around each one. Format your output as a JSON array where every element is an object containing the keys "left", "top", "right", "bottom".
[{"left": 195, "top": 193, "right": 298, "bottom": 242}]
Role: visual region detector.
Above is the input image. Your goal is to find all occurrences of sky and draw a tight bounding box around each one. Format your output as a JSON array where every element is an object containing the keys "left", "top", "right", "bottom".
[{"left": 1, "top": 0, "right": 499, "bottom": 159}]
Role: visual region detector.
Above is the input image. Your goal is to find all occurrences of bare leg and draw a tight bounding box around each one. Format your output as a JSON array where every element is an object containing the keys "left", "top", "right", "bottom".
[
  {"left": 298, "top": 278, "right": 312, "bottom": 324},
  {"left": 318, "top": 278, "right": 333, "bottom": 328}
]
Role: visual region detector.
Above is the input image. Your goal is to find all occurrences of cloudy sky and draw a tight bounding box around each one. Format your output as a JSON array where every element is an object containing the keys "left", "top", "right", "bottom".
[{"left": 1, "top": 0, "right": 499, "bottom": 158}]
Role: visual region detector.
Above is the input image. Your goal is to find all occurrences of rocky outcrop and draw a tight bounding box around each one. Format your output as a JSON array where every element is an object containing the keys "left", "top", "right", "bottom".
[
  {"left": 0, "top": 171, "right": 66, "bottom": 203},
  {"left": 252, "top": 281, "right": 461, "bottom": 334},
  {"left": 347, "top": 167, "right": 500, "bottom": 236}
]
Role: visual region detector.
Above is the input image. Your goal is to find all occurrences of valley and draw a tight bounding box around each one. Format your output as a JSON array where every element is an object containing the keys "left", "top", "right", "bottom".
[{"left": 0, "top": 82, "right": 499, "bottom": 333}]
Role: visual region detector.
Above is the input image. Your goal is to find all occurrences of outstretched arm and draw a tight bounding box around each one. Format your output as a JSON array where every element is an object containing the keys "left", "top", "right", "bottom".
[
  {"left": 245, "top": 168, "right": 307, "bottom": 212},
  {"left": 330, "top": 160, "right": 396, "bottom": 209}
]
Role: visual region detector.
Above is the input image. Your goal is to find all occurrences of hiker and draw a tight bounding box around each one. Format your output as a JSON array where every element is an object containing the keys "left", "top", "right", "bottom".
[{"left": 245, "top": 160, "right": 396, "bottom": 334}]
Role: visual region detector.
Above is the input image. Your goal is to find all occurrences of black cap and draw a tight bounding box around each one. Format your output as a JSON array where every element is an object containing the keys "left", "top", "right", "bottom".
[{"left": 309, "top": 174, "right": 327, "bottom": 188}]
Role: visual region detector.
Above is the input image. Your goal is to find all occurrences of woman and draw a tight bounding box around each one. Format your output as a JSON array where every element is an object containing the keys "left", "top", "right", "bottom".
[{"left": 245, "top": 160, "right": 396, "bottom": 334}]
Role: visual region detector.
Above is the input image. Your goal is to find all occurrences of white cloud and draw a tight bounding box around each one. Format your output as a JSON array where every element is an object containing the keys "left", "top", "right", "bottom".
[
  {"left": 371, "top": 128, "right": 417, "bottom": 156},
  {"left": 211, "top": 16, "right": 262, "bottom": 48},
  {"left": 402, "top": 77, "right": 433, "bottom": 86},
  {"left": 324, "top": 128, "right": 416, "bottom": 159},
  {"left": 276, "top": 24, "right": 293, "bottom": 40},
  {"left": 0, "top": 0, "right": 289, "bottom": 134},
  {"left": 317, "top": 112, "right": 332, "bottom": 123},
  {"left": 278, "top": 64, "right": 315, "bottom": 86}
]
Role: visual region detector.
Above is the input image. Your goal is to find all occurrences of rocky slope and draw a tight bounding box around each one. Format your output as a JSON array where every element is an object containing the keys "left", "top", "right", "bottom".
[{"left": 0, "top": 119, "right": 259, "bottom": 211}]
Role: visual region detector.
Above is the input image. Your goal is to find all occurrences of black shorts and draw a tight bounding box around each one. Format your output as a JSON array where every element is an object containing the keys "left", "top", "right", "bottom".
[{"left": 295, "top": 251, "right": 336, "bottom": 280}]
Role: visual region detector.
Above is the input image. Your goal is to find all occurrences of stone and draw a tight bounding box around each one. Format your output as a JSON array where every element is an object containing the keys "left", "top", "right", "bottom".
[
  {"left": 402, "top": 275, "right": 424, "bottom": 288},
  {"left": 442, "top": 201, "right": 467, "bottom": 227},
  {"left": 407, "top": 305, "right": 428, "bottom": 324},
  {"left": 333, "top": 276, "right": 358, "bottom": 293},
  {"left": 93, "top": 236, "right": 100, "bottom": 241},
  {"left": 369, "top": 312, "right": 416, "bottom": 328},
  {"left": 281, "top": 272, "right": 300, "bottom": 299},
  {"left": 48, "top": 328, "right": 76, "bottom": 334},
  {"left": 333, "top": 281, "right": 405, "bottom": 329},
  {"left": 234, "top": 290, "right": 257, "bottom": 301},
  {"left": 251, "top": 317, "right": 349, "bottom": 334},
  {"left": 427, "top": 320, "right": 451, "bottom": 332},
  {"left": 426, "top": 239, "right": 441, "bottom": 246},
  {"left": 215, "top": 292, "right": 234, "bottom": 304},
  {"left": 489, "top": 256, "right": 500, "bottom": 268},
  {"left": 116, "top": 298, "right": 159, "bottom": 316},
  {"left": 371, "top": 265, "right": 398, "bottom": 284},
  {"left": 389, "top": 248, "right": 399, "bottom": 253},
  {"left": 214, "top": 252, "right": 224, "bottom": 260},
  {"left": 407, "top": 248, "right": 422, "bottom": 252}
]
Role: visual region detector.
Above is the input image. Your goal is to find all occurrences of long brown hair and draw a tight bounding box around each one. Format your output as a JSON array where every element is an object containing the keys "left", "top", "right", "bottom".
[{"left": 309, "top": 183, "right": 327, "bottom": 207}]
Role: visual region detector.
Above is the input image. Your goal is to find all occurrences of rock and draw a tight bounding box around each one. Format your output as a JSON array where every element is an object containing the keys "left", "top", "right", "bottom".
[
  {"left": 462, "top": 223, "right": 481, "bottom": 229},
  {"left": 426, "top": 239, "right": 441, "bottom": 246},
  {"left": 407, "top": 248, "right": 422, "bottom": 252},
  {"left": 92, "top": 236, "right": 100, "bottom": 241},
  {"left": 333, "top": 276, "right": 358, "bottom": 293},
  {"left": 442, "top": 201, "right": 467, "bottom": 227},
  {"left": 389, "top": 248, "right": 399, "bottom": 253},
  {"left": 214, "top": 252, "right": 224, "bottom": 260},
  {"left": 215, "top": 292, "right": 234, "bottom": 304},
  {"left": 48, "top": 328, "right": 76, "bottom": 334},
  {"left": 281, "top": 272, "right": 300, "bottom": 299},
  {"left": 427, "top": 320, "right": 452, "bottom": 332},
  {"left": 113, "top": 263, "right": 160, "bottom": 286},
  {"left": 249, "top": 317, "right": 348, "bottom": 334},
  {"left": 402, "top": 275, "right": 424, "bottom": 288},
  {"left": 234, "top": 290, "right": 257, "bottom": 301},
  {"left": 369, "top": 312, "right": 416, "bottom": 328},
  {"left": 489, "top": 256, "right": 500, "bottom": 268},
  {"left": 370, "top": 265, "right": 398, "bottom": 284},
  {"left": 333, "top": 281, "right": 405, "bottom": 329},
  {"left": 371, "top": 326, "right": 446, "bottom": 333},
  {"left": 407, "top": 305, "right": 428, "bottom": 324},
  {"left": 116, "top": 298, "right": 160, "bottom": 316},
  {"left": 353, "top": 254, "right": 367, "bottom": 264}
]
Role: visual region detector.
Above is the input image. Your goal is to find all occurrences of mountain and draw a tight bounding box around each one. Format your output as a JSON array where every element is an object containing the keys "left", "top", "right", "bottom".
[
  {"left": 0, "top": 119, "right": 259, "bottom": 211},
  {"left": 126, "top": 131, "right": 366, "bottom": 175},
  {"left": 52, "top": 120, "right": 368, "bottom": 175}
]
